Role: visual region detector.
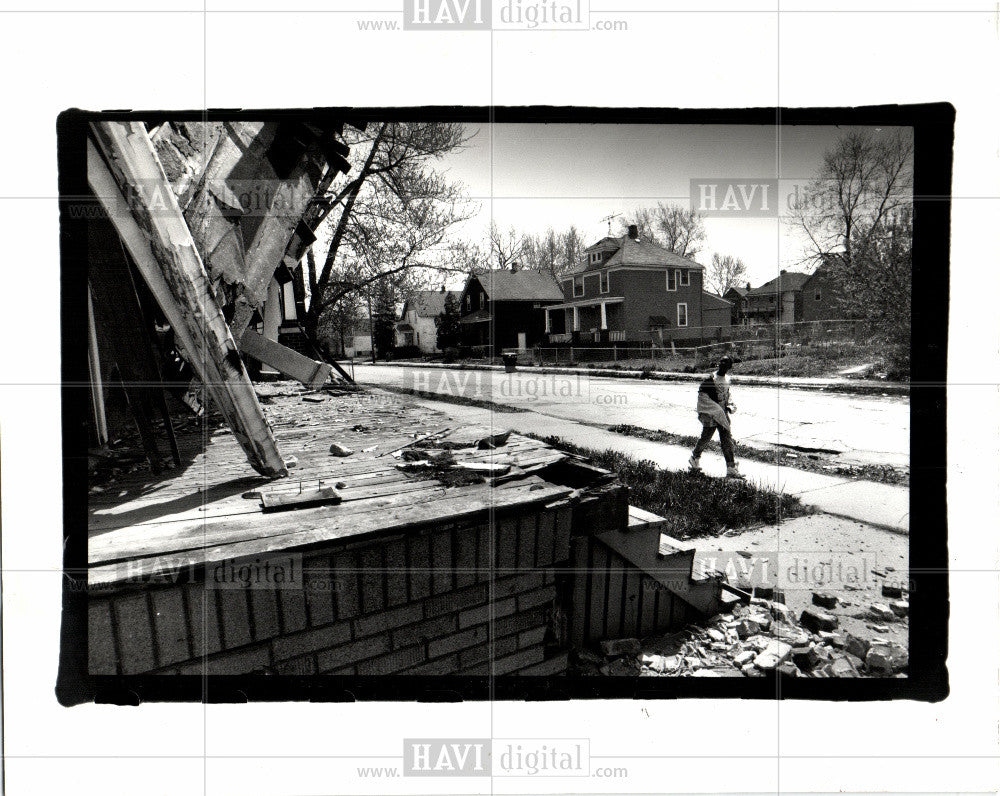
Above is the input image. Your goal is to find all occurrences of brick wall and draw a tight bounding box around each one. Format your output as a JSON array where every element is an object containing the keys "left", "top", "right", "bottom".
[{"left": 89, "top": 503, "right": 574, "bottom": 677}]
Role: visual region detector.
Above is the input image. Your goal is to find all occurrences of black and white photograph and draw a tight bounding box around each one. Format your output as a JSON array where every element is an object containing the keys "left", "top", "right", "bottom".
[
  {"left": 0, "top": 2, "right": 995, "bottom": 795},
  {"left": 66, "top": 107, "right": 943, "bottom": 693}
]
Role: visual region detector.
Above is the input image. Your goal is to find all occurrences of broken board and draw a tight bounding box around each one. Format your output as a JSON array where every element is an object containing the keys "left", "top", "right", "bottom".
[{"left": 260, "top": 486, "right": 342, "bottom": 513}]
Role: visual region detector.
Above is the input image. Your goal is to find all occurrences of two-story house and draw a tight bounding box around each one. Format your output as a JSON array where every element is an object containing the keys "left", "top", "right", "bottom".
[
  {"left": 744, "top": 270, "right": 811, "bottom": 325},
  {"left": 543, "top": 225, "right": 732, "bottom": 344},
  {"left": 395, "top": 288, "right": 462, "bottom": 353},
  {"left": 458, "top": 268, "right": 564, "bottom": 352},
  {"left": 724, "top": 284, "right": 751, "bottom": 326}
]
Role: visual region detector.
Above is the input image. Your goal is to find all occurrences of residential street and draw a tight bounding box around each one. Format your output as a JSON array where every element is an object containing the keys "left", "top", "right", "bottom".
[{"left": 351, "top": 363, "right": 910, "bottom": 469}]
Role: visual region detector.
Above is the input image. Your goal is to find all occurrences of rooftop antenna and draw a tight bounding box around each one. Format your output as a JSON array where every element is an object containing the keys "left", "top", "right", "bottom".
[{"left": 600, "top": 212, "right": 622, "bottom": 236}]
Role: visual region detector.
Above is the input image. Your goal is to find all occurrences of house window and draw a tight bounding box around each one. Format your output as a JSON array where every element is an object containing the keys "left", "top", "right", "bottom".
[
  {"left": 677, "top": 303, "right": 688, "bottom": 327},
  {"left": 666, "top": 269, "right": 677, "bottom": 291},
  {"left": 599, "top": 270, "right": 610, "bottom": 293},
  {"left": 589, "top": 252, "right": 602, "bottom": 264},
  {"left": 465, "top": 295, "right": 471, "bottom": 311},
  {"left": 573, "top": 277, "right": 584, "bottom": 297},
  {"left": 814, "top": 289, "right": 822, "bottom": 301},
  {"left": 679, "top": 269, "right": 690, "bottom": 287}
]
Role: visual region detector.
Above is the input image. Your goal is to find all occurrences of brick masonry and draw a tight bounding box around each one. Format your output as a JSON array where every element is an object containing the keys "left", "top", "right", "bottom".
[{"left": 90, "top": 503, "right": 575, "bottom": 677}]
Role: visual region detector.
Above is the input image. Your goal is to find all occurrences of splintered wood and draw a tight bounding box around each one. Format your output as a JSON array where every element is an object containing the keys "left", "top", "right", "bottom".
[{"left": 88, "top": 386, "right": 570, "bottom": 587}]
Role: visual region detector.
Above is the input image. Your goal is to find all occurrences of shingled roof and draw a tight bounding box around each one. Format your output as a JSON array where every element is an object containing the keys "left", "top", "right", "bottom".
[
  {"left": 747, "top": 272, "right": 811, "bottom": 296},
  {"left": 567, "top": 234, "right": 703, "bottom": 275},
  {"left": 402, "top": 290, "right": 462, "bottom": 319},
  {"left": 473, "top": 270, "right": 563, "bottom": 302}
]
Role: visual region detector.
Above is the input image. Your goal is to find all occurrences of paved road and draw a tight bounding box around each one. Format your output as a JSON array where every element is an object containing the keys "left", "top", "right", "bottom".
[{"left": 352, "top": 363, "right": 910, "bottom": 469}]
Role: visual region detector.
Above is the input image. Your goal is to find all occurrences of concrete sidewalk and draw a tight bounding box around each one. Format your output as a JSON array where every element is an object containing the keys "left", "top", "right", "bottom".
[
  {"left": 384, "top": 392, "right": 910, "bottom": 534},
  {"left": 356, "top": 359, "right": 909, "bottom": 397}
]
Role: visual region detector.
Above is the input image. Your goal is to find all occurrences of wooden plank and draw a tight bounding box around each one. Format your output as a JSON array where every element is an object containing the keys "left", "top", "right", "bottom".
[
  {"left": 89, "top": 482, "right": 572, "bottom": 586},
  {"left": 604, "top": 548, "right": 625, "bottom": 639},
  {"left": 620, "top": 569, "right": 642, "bottom": 638},
  {"left": 260, "top": 486, "right": 341, "bottom": 513},
  {"left": 568, "top": 536, "right": 589, "bottom": 647},
  {"left": 587, "top": 542, "right": 608, "bottom": 642},
  {"left": 238, "top": 329, "right": 332, "bottom": 389},
  {"left": 87, "top": 128, "right": 286, "bottom": 477}
]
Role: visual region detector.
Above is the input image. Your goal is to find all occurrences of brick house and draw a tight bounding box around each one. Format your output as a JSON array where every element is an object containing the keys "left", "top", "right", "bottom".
[
  {"left": 395, "top": 288, "right": 462, "bottom": 353},
  {"left": 543, "top": 226, "right": 732, "bottom": 344},
  {"left": 801, "top": 264, "right": 845, "bottom": 323},
  {"left": 744, "top": 270, "right": 811, "bottom": 325},
  {"left": 459, "top": 269, "right": 564, "bottom": 352}
]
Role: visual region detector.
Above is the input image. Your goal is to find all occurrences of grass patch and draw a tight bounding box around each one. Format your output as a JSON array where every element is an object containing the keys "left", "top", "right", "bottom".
[
  {"left": 526, "top": 433, "right": 810, "bottom": 539},
  {"left": 608, "top": 423, "right": 908, "bottom": 486}
]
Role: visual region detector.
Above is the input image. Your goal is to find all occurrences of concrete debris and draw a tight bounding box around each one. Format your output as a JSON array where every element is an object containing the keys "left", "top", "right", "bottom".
[
  {"left": 579, "top": 590, "right": 908, "bottom": 679},
  {"left": 812, "top": 591, "right": 838, "bottom": 609},
  {"left": 889, "top": 599, "right": 909, "bottom": 617},
  {"left": 881, "top": 583, "right": 905, "bottom": 598},
  {"left": 329, "top": 442, "right": 355, "bottom": 457},
  {"left": 869, "top": 603, "right": 897, "bottom": 622},
  {"left": 799, "top": 607, "right": 839, "bottom": 633}
]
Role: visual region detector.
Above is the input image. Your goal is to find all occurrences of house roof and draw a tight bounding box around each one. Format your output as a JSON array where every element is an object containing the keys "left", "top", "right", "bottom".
[
  {"left": 402, "top": 289, "right": 462, "bottom": 319},
  {"left": 724, "top": 286, "right": 749, "bottom": 298},
  {"left": 746, "top": 271, "right": 811, "bottom": 296},
  {"left": 702, "top": 291, "right": 734, "bottom": 309},
  {"left": 568, "top": 234, "right": 703, "bottom": 275},
  {"left": 472, "top": 270, "right": 563, "bottom": 302}
]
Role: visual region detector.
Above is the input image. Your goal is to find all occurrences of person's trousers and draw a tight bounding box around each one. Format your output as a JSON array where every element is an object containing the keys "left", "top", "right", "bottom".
[{"left": 692, "top": 421, "right": 735, "bottom": 466}]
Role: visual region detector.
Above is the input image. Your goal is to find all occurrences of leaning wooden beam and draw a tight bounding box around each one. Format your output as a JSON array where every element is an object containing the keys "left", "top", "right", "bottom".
[
  {"left": 87, "top": 127, "right": 287, "bottom": 478},
  {"left": 237, "top": 329, "right": 332, "bottom": 389},
  {"left": 229, "top": 142, "right": 327, "bottom": 340}
]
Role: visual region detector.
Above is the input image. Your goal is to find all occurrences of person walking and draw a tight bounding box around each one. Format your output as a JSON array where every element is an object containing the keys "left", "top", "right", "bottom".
[{"left": 688, "top": 355, "right": 745, "bottom": 479}]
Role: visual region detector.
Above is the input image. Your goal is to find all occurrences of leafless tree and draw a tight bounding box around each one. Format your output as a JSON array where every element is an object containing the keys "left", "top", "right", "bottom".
[
  {"left": 705, "top": 253, "right": 748, "bottom": 296},
  {"left": 621, "top": 202, "right": 706, "bottom": 258},
  {"left": 795, "top": 129, "right": 913, "bottom": 271},
  {"left": 796, "top": 129, "right": 914, "bottom": 376},
  {"left": 489, "top": 222, "right": 528, "bottom": 270},
  {"left": 302, "top": 122, "right": 476, "bottom": 342}
]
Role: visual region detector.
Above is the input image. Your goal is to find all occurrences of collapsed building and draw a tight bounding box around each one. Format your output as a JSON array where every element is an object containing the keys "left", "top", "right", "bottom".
[{"left": 83, "top": 118, "right": 736, "bottom": 679}]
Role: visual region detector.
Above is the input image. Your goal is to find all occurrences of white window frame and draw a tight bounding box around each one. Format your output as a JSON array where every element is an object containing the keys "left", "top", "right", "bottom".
[
  {"left": 599, "top": 269, "right": 610, "bottom": 294},
  {"left": 573, "top": 277, "right": 584, "bottom": 297},
  {"left": 666, "top": 269, "right": 677, "bottom": 291},
  {"left": 679, "top": 268, "right": 690, "bottom": 287},
  {"left": 677, "top": 302, "right": 688, "bottom": 327}
]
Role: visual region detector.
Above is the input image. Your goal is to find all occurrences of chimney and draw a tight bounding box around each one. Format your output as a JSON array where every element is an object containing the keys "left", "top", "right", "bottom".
[
  {"left": 510, "top": 261, "right": 519, "bottom": 273},
  {"left": 746, "top": 282, "right": 751, "bottom": 290},
  {"left": 780, "top": 269, "right": 787, "bottom": 275},
  {"left": 439, "top": 284, "right": 446, "bottom": 293},
  {"left": 627, "top": 224, "right": 639, "bottom": 240}
]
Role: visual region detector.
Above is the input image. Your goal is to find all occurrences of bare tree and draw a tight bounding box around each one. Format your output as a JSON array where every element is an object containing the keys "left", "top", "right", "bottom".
[
  {"left": 489, "top": 222, "right": 528, "bottom": 270},
  {"left": 797, "top": 129, "right": 914, "bottom": 376},
  {"left": 796, "top": 129, "right": 913, "bottom": 271},
  {"left": 303, "top": 122, "right": 475, "bottom": 342},
  {"left": 705, "top": 253, "right": 748, "bottom": 296},
  {"left": 622, "top": 202, "right": 706, "bottom": 258}
]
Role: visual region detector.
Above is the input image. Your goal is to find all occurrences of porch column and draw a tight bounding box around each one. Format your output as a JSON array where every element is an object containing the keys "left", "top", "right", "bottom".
[
  {"left": 572, "top": 306, "right": 580, "bottom": 332},
  {"left": 600, "top": 301, "right": 607, "bottom": 330},
  {"left": 544, "top": 308, "right": 551, "bottom": 333}
]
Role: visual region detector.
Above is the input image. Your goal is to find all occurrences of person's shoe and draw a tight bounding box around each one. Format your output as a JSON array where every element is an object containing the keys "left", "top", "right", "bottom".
[
  {"left": 726, "top": 465, "right": 746, "bottom": 479},
  {"left": 688, "top": 456, "right": 702, "bottom": 472}
]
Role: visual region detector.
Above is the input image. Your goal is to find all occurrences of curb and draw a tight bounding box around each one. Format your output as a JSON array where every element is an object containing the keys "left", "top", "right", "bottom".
[{"left": 352, "top": 360, "right": 910, "bottom": 397}]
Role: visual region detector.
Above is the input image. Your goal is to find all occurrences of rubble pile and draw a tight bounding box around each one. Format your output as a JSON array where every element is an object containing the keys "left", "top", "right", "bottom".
[{"left": 574, "top": 590, "right": 908, "bottom": 679}]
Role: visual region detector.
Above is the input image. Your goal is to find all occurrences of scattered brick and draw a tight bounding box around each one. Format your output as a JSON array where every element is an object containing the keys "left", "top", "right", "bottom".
[{"left": 799, "top": 607, "right": 838, "bottom": 633}]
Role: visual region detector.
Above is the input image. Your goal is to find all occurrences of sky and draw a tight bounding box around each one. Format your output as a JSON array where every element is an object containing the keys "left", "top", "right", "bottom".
[{"left": 432, "top": 123, "right": 912, "bottom": 289}]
